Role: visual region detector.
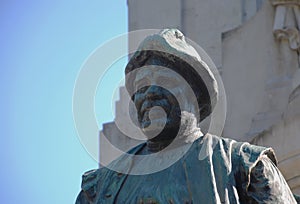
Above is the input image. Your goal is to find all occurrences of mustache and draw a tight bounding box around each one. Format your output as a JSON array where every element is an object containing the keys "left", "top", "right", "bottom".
[{"left": 140, "top": 99, "right": 171, "bottom": 117}]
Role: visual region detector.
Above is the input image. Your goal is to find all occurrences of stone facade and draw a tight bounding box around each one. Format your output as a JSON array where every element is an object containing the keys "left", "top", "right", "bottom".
[{"left": 100, "top": 0, "right": 300, "bottom": 194}]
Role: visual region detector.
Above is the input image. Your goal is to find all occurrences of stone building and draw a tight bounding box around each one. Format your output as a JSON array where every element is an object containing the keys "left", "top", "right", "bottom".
[{"left": 100, "top": 0, "right": 300, "bottom": 194}]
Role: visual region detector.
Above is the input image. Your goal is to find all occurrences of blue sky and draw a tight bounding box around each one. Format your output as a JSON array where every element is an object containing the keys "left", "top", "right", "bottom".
[{"left": 0, "top": 1, "right": 127, "bottom": 203}]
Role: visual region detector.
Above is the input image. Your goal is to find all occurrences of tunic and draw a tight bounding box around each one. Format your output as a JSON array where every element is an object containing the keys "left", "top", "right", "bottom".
[{"left": 75, "top": 134, "right": 297, "bottom": 204}]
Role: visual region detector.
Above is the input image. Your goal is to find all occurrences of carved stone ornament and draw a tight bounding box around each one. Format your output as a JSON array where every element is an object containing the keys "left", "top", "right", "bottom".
[{"left": 271, "top": 0, "right": 300, "bottom": 50}]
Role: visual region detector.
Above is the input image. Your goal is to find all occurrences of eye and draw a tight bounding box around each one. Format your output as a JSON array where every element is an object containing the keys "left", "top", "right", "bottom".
[{"left": 135, "top": 86, "right": 148, "bottom": 94}]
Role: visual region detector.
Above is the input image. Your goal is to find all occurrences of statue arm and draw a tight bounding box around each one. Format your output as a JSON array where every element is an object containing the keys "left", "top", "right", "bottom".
[{"left": 246, "top": 155, "right": 297, "bottom": 203}]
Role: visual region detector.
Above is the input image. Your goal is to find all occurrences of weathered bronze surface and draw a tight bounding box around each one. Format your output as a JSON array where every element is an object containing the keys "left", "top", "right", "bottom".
[{"left": 76, "top": 29, "right": 298, "bottom": 204}]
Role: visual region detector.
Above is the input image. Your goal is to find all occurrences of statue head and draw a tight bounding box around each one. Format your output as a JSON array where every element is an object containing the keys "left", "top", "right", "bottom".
[{"left": 125, "top": 29, "right": 218, "bottom": 141}]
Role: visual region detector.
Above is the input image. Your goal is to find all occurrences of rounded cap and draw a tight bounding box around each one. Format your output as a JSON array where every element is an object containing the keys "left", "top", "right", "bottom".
[{"left": 125, "top": 29, "right": 218, "bottom": 121}]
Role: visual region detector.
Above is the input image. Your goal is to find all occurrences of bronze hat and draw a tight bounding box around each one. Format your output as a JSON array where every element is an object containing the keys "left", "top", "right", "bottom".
[{"left": 125, "top": 29, "right": 218, "bottom": 121}]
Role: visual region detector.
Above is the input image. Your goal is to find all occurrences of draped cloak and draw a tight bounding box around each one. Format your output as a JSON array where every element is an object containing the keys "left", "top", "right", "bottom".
[{"left": 76, "top": 134, "right": 297, "bottom": 204}]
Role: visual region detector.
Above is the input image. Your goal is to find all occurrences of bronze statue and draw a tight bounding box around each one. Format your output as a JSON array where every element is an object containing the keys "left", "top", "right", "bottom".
[{"left": 76, "top": 29, "right": 298, "bottom": 203}]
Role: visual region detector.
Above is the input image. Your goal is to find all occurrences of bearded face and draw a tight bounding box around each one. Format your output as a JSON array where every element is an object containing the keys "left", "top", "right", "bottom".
[{"left": 132, "top": 66, "right": 199, "bottom": 142}]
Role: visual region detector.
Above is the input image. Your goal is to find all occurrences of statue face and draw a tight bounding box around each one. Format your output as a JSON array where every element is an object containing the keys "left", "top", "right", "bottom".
[{"left": 133, "top": 66, "right": 198, "bottom": 140}]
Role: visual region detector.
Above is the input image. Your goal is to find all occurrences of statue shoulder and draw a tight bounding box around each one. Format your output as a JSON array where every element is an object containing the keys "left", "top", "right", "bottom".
[
  {"left": 75, "top": 143, "right": 146, "bottom": 203},
  {"left": 208, "top": 134, "right": 277, "bottom": 166},
  {"left": 200, "top": 134, "right": 278, "bottom": 175},
  {"left": 75, "top": 168, "right": 107, "bottom": 204},
  {"left": 235, "top": 141, "right": 277, "bottom": 168}
]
